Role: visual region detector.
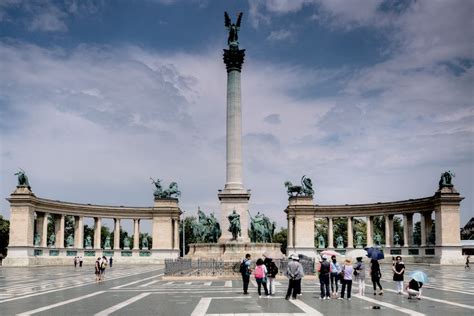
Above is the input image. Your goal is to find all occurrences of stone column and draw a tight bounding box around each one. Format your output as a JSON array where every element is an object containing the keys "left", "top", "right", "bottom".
[
  {"left": 55, "top": 214, "right": 65, "bottom": 248},
  {"left": 420, "top": 212, "right": 427, "bottom": 247},
  {"left": 41, "top": 213, "right": 49, "bottom": 247},
  {"left": 366, "top": 216, "right": 373, "bottom": 247},
  {"left": 35, "top": 213, "right": 46, "bottom": 247},
  {"left": 174, "top": 218, "right": 180, "bottom": 250},
  {"left": 425, "top": 213, "right": 433, "bottom": 245},
  {"left": 152, "top": 198, "right": 181, "bottom": 259},
  {"left": 133, "top": 218, "right": 140, "bottom": 250},
  {"left": 287, "top": 216, "right": 294, "bottom": 249},
  {"left": 74, "top": 216, "right": 84, "bottom": 249},
  {"left": 385, "top": 214, "right": 393, "bottom": 247},
  {"left": 347, "top": 217, "right": 354, "bottom": 248},
  {"left": 94, "top": 217, "right": 101, "bottom": 249},
  {"left": 114, "top": 218, "right": 121, "bottom": 250},
  {"left": 403, "top": 213, "right": 413, "bottom": 247},
  {"left": 328, "top": 217, "right": 334, "bottom": 248}
]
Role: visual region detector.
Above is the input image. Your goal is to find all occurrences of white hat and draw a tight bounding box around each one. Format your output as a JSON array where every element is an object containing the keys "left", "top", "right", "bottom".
[{"left": 322, "top": 255, "right": 328, "bottom": 260}]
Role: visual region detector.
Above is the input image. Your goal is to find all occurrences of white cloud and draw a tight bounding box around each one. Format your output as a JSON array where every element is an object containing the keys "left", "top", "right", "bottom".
[{"left": 267, "top": 29, "right": 293, "bottom": 41}]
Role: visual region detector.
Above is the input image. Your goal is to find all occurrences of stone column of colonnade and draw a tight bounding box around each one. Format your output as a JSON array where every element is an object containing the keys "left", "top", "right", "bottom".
[
  {"left": 366, "top": 216, "right": 374, "bottom": 247},
  {"left": 54, "top": 214, "right": 65, "bottom": 248},
  {"left": 114, "top": 218, "right": 121, "bottom": 250},
  {"left": 94, "top": 217, "right": 101, "bottom": 249},
  {"left": 328, "top": 217, "right": 334, "bottom": 248},
  {"left": 385, "top": 214, "right": 393, "bottom": 248},
  {"left": 133, "top": 219, "right": 140, "bottom": 250},
  {"left": 287, "top": 215, "right": 294, "bottom": 249},
  {"left": 420, "top": 211, "right": 434, "bottom": 246},
  {"left": 41, "top": 212, "right": 49, "bottom": 247},
  {"left": 347, "top": 217, "right": 354, "bottom": 248},
  {"left": 403, "top": 213, "right": 414, "bottom": 247},
  {"left": 74, "top": 216, "right": 84, "bottom": 249}
]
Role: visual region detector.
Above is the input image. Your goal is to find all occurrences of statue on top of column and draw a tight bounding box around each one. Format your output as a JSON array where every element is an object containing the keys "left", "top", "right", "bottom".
[
  {"left": 151, "top": 178, "right": 181, "bottom": 199},
  {"left": 439, "top": 170, "right": 455, "bottom": 189},
  {"left": 284, "top": 175, "right": 314, "bottom": 197},
  {"left": 14, "top": 168, "right": 31, "bottom": 189},
  {"left": 224, "top": 12, "right": 242, "bottom": 49}
]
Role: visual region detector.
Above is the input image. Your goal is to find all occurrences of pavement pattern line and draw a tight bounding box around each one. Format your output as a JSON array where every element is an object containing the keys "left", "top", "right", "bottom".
[
  {"left": 289, "top": 299, "right": 324, "bottom": 315},
  {"left": 110, "top": 273, "right": 163, "bottom": 289},
  {"left": 353, "top": 294, "right": 425, "bottom": 316},
  {"left": 382, "top": 288, "right": 474, "bottom": 310},
  {"left": 16, "top": 291, "right": 105, "bottom": 316},
  {"left": 224, "top": 281, "right": 232, "bottom": 287},
  {"left": 139, "top": 280, "right": 159, "bottom": 287},
  {"left": 0, "top": 268, "right": 163, "bottom": 304},
  {"left": 94, "top": 292, "right": 151, "bottom": 316},
  {"left": 191, "top": 297, "right": 212, "bottom": 316}
]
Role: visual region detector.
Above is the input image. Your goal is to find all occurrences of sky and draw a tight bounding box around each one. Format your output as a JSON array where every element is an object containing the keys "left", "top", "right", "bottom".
[{"left": 0, "top": 0, "right": 473, "bottom": 234}]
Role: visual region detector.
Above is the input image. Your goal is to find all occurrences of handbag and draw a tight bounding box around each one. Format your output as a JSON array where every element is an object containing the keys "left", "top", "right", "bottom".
[{"left": 262, "top": 277, "right": 267, "bottom": 283}]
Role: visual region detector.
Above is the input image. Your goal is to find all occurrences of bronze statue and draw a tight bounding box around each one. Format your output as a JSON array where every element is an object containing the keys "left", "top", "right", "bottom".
[
  {"left": 318, "top": 235, "right": 325, "bottom": 248},
  {"left": 142, "top": 236, "right": 149, "bottom": 249},
  {"left": 151, "top": 178, "right": 181, "bottom": 199},
  {"left": 284, "top": 175, "right": 314, "bottom": 197},
  {"left": 14, "top": 168, "right": 30, "bottom": 188},
  {"left": 439, "top": 170, "right": 455, "bottom": 189},
  {"left": 66, "top": 234, "right": 74, "bottom": 247},
  {"left": 85, "top": 235, "right": 92, "bottom": 248},
  {"left": 48, "top": 233, "right": 56, "bottom": 247},
  {"left": 224, "top": 12, "right": 243, "bottom": 49},
  {"left": 228, "top": 210, "right": 241, "bottom": 240},
  {"left": 336, "top": 235, "right": 344, "bottom": 248},
  {"left": 374, "top": 233, "right": 382, "bottom": 246},
  {"left": 104, "top": 235, "right": 111, "bottom": 248}
]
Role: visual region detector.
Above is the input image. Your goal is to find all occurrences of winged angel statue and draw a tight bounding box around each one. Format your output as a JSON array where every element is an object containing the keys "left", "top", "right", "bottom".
[{"left": 224, "top": 11, "right": 243, "bottom": 49}]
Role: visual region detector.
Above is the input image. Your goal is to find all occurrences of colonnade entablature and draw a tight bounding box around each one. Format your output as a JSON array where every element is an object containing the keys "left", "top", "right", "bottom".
[
  {"left": 285, "top": 185, "right": 464, "bottom": 265},
  {"left": 4, "top": 186, "right": 181, "bottom": 266}
]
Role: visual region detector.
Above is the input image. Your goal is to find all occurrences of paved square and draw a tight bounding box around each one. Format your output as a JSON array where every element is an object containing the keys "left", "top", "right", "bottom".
[{"left": 0, "top": 265, "right": 472, "bottom": 315}]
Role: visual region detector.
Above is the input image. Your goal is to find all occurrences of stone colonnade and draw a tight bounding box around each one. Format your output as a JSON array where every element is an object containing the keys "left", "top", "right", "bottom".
[
  {"left": 286, "top": 186, "right": 464, "bottom": 264},
  {"left": 4, "top": 186, "right": 181, "bottom": 266}
]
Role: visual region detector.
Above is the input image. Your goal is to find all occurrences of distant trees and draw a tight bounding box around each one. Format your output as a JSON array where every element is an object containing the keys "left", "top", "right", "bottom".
[{"left": 0, "top": 216, "right": 9, "bottom": 257}]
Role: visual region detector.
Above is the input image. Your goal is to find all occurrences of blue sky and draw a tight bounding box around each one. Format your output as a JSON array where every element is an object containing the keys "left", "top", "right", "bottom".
[{"left": 0, "top": 0, "right": 473, "bottom": 233}]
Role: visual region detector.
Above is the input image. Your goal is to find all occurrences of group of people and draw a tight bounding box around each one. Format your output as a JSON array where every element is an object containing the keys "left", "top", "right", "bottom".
[
  {"left": 240, "top": 253, "right": 424, "bottom": 301},
  {"left": 73, "top": 256, "right": 83, "bottom": 268},
  {"left": 95, "top": 256, "right": 112, "bottom": 282}
]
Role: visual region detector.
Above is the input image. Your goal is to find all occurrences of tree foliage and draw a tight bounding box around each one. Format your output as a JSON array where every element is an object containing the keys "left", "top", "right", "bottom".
[
  {"left": 273, "top": 227, "right": 287, "bottom": 254},
  {"left": 0, "top": 216, "right": 9, "bottom": 257}
]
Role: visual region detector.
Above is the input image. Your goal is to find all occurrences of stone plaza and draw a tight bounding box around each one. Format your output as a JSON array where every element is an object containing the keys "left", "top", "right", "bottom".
[{"left": 0, "top": 264, "right": 473, "bottom": 315}]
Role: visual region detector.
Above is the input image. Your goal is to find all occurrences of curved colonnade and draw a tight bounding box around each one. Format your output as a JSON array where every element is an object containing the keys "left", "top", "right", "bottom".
[
  {"left": 286, "top": 185, "right": 464, "bottom": 264},
  {"left": 4, "top": 187, "right": 181, "bottom": 266}
]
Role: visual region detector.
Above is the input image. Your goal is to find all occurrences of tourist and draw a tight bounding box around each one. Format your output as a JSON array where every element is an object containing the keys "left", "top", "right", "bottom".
[
  {"left": 330, "top": 255, "right": 341, "bottom": 298},
  {"left": 285, "top": 254, "right": 304, "bottom": 300},
  {"left": 465, "top": 255, "right": 470, "bottom": 270},
  {"left": 318, "top": 255, "right": 331, "bottom": 299},
  {"left": 254, "top": 258, "right": 269, "bottom": 297},
  {"left": 240, "top": 253, "right": 251, "bottom": 295},
  {"left": 100, "top": 256, "right": 107, "bottom": 280},
  {"left": 370, "top": 259, "right": 383, "bottom": 295},
  {"left": 79, "top": 256, "right": 83, "bottom": 267},
  {"left": 339, "top": 258, "right": 354, "bottom": 300},
  {"left": 406, "top": 278, "right": 423, "bottom": 300},
  {"left": 74, "top": 256, "right": 78, "bottom": 268},
  {"left": 263, "top": 253, "right": 279, "bottom": 295},
  {"left": 109, "top": 256, "right": 113, "bottom": 268},
  {"left": 392, "top": 256, "right": 405, "bottom": 294},
  {"left": 95, "top": 257, "right": 101, "bottom": 282},
  {"left": 354, "top": 257, "right": 366, "bottom": 296}
]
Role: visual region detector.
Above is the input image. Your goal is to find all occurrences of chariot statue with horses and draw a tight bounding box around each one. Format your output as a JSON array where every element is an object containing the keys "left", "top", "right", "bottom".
[
  {"left": 284, "top": 175, "right": 314, "bottom": 197},
  {"left": 151, "top": 177, "right": 181, "bottom": 199}
]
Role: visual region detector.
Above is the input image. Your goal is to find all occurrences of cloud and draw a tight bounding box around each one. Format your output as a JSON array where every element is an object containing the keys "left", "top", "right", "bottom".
[
  {"left": 267, "top": 29, "right": 293, "bottom": 41},
  {"left": 263, "top": 114, "right": 281, "bottom": 125}
]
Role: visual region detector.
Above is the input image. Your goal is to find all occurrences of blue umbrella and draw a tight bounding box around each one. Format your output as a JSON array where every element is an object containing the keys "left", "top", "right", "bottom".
[
  {"left": 409, "top": 271, "right": 428, "bottom": 284},
  {"left": 365, "top": 247, "right": 385, "bottom": 260}
]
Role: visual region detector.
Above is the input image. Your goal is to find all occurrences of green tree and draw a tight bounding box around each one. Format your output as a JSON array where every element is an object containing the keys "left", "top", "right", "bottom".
[
  {"left": 273, "top": 227, "right": 287, "bottom": 254},
  {"left": 180, "top": 216, "right": 197, "bottom": 256},
  {"left": 413, "top": 221, "right": 421, "bottom": 245},
  {"left": 0, "top": 216, "right": 10, "bottom": 257}
]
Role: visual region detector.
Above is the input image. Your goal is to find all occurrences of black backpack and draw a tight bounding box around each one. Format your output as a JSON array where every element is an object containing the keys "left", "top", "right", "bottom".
[{"left": 240, "top": 260, "right": 248, "bottom": 274}]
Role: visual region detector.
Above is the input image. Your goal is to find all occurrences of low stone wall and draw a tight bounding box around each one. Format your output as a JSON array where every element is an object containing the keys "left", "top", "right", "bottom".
[{"left": 187, "top": 242, "right": 283, "bottom": 261}]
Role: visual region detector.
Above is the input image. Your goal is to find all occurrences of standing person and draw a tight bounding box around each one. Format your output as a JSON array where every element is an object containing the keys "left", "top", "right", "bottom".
[
  {"left": 74, "top": 256, "right": 78, "bottom": 268},
  {"left": 330, "top": 255, "right": 341, "bottom": 298},
  {"left": 100, "top": 256, "right": 107, "bottom": 280},
  {"left": 339, "top": 258, "right": 354, "bottom": 300},
  {"left": 318, "top": 255, "right": 331, "bottom": 299},
  {"left": 254, "top": 258, "right": 269, "bottom": 297},
  {"left": 406, "top": 278, "right": 423, "bottom": 300},
  {"left": 79, "top": 256, "right": 83, "bottom": 268},
  {"left": 465, "top": 255, "right": 470, "bottom": 270},
  {"left": 392, "top": 256, "right": 405, "bottom": 294},
  {"left": 109, "top": 256, "right": 113, "bottom": 268},
  {"left": 95, "top": 257, "right": 101, "bottom": 282},
  {"left": 263, "top": 253, "right": 279, "bottom": 295},
  {"left": 285, "top": 254, "right": 304, "bottom": 300},
  {"left": 370, "top": 259, "right": 383, "bottom": 295},
  {"left": 240, "top": 254, "right": 252, "bottom": 295},
  {"left": 354, "top": 257, "right": 366, "bottom": 296}
]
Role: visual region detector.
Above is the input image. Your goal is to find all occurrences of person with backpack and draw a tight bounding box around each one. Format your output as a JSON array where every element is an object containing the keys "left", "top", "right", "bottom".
[
  {"left": 240, "top": 254, "right": 252, "bottom": 295},
  {"left": 254, "top": 258, "right": 269, "bottom": 297},
  {"left": 100, "top": 256, "right": 107, "bottom": 280},
  {"left": 95, "top": 257, "right": 101, "bottom": 282},
  {"left": 318, "top": 255, "right": 332, "bottom": 299},
  {"left": 263, "top": 253, "right": 279, "bottom": 295},
  {"left": 285, "top": 254, "right": 304, "bottom": 300},
  {"left": 354, "top": 257, "right": 366, "bottom": 296},
  {"left": 370, "top": 259, "right": 383, "bottom": 295},
  {"left": 330, "top": 255, "right": 341, "bottom": 298}
]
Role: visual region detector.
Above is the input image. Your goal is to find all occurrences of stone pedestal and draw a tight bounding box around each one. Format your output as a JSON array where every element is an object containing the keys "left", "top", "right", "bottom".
[
  {"left": 285, "top": 196, "right": 316, "bottom": 258},
  {"left": 151, "top": 198, "right": 181, "bottom": 259},
  {"left": 187, "top": 242, "right": 283, "bottom": 261},
  {"left": 218, "top": 191, "right": 251, "bottom": 243}
]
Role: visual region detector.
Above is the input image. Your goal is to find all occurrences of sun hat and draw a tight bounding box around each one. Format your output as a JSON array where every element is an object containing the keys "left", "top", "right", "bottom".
[{"left": 344, "top": 258, "right": 352, "bottom": 264}]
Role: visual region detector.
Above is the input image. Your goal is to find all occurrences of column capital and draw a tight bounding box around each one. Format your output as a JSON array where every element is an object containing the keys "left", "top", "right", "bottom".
[{"left": 223, "top": 48, "right": 245, "bottom": 72}]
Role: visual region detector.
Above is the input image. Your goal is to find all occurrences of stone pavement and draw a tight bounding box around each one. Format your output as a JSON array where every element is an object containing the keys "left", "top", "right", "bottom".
[{"left": 0, "top": 264, "right": 473, "bottom": 315}]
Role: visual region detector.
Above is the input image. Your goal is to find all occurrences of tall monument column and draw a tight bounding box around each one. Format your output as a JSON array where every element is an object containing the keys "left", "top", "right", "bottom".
[{"left": 219, "top": 12, "right": 251, "bottom": 243}]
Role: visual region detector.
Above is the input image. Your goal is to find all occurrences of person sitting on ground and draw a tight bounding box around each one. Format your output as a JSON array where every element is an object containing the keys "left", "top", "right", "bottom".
[{"left": 406, "top": 278, "right": 423, "bottom": 300}]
